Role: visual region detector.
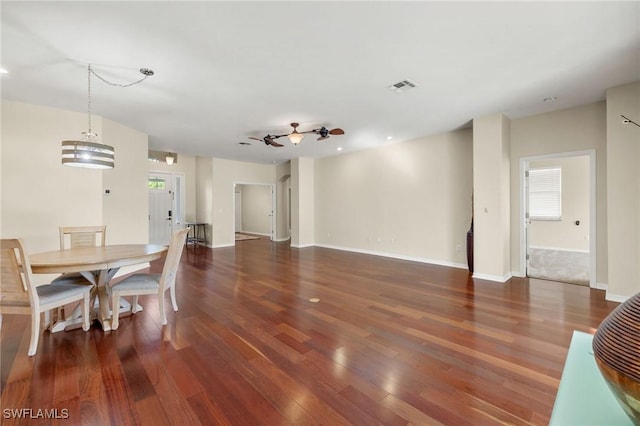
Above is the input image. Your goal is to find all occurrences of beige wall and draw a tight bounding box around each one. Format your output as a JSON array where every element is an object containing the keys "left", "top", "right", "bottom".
[
  {"left": 238, "top": 184, "right": 272, "bottom": 235},
  {"left": 1, "top": 100, "right": 105, "bottom": 265},
  {"left": 606, "top": 81, "right": 640, "bottom": 300},
  {"left": 528, "top": 156, "right": 590, "bottom": 251},
  {"left": 103, "top": 118, "right": 149, "bottom": 245},
  {"left": 275, "top": 162, "right": 291, "bottom": 241},
  {"left": 473, "top": 113, "right": 511, "bottom": 281},
  {"left": 314, "top": 129, "right": 472, "bottom": 266},
  {"left": 1, "top": 101, "right": 103, "bottom": 256},
  {"left": 210, "top": 158, "right": 275, "bottom": 247},
  {"left": 291, "top": 158, "right": 315, "bottom": 248},
  {"left": 1, "top": 100, "right": 149, "bottom": 283},
  {"left": 510, "top": 102, "right": 607, "bottom": 284},
  {"left": 195, "top": 156, "right": 214, "bottom": 244}
]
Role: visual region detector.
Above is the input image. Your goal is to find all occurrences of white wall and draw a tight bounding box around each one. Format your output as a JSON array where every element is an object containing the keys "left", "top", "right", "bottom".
[
  {"left": 606, "top": 81, "right": 640, "bottom": 301},
  {"left": 314, "top": 129, "right": 472, "bottom": 267},
  {"left": 528, "top": 156, "right": 590, "bottom": 251},
  {"left": 510, "top": 102, "right": 607, "bottom": 284}
]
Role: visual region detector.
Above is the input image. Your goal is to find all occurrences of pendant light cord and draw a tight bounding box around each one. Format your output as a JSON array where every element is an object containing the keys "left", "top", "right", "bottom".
[
  {"left": 89, "top": 66, "right": 153, "bottom": 88},
  {"left": 84, "top": 63, "right": 154, "bottom": 136},
  {"left": 87, "top": 64, "right": 93, "bottom": 135}
]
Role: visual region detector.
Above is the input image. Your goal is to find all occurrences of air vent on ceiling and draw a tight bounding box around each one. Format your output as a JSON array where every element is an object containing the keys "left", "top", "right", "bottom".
[{"left": 387, "top": 79, "right": 417, "bottom": 93}]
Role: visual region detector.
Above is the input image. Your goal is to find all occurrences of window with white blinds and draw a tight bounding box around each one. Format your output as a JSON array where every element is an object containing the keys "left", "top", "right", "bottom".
[{"left": 528, "top": 167, "right": 562, "bottom": 220}]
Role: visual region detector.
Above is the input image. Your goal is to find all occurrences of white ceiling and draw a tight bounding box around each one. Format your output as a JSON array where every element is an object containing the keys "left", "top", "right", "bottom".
[{"left": 2, "top": 1, "right": 639, "bottom": 164}]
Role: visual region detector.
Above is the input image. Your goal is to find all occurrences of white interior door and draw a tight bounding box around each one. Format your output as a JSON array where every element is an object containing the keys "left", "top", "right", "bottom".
[{"left": 149, "top": 172, "right": 173, "bottom": 245}]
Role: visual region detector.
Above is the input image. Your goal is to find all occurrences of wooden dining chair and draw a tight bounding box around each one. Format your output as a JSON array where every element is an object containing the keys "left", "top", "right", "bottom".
[
  {"left": 0, "top": 239, "right": 91, "bottom": 356},
  {"left": 52, "top": 225, "right": 106, "bottom": 285},
  {"left": 111, "top": 228, "right": 190, "bottom": 330}
]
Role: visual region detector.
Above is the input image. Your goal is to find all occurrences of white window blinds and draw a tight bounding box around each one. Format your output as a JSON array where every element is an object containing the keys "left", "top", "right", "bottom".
[{"left": 528, "top": 167, "right": 562, "bottom": 220}]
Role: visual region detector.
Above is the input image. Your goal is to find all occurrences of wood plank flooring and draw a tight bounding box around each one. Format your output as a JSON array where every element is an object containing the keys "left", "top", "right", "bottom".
[{"left": 1, "top": 239, "right": 619, "bottom": 425}]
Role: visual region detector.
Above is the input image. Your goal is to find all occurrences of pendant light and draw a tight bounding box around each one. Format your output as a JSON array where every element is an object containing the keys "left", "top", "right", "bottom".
[
  {"left": 61, "top": 64, "right": 115, "bottom": 169},
  {"left": 61, "top": 64, "right": 154, "bottom": 169}
]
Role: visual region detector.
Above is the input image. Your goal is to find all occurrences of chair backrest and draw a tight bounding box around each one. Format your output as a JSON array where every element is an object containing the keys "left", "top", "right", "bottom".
[
  {"left": 0, "top": 239, "right": 37, "bottom": 310},
  {"left": 59, "top": 226, "right": 106, "bottom": 250},
  {"left": 159, "top": 228, "right": 190, "bottom": 291}
]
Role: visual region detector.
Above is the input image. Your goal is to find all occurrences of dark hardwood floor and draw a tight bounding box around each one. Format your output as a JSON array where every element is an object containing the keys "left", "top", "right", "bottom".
[{"left": 1, "top": 239, "right": 618, "bottom": 425}]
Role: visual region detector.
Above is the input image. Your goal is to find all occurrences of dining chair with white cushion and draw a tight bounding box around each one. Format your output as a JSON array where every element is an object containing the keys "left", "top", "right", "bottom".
[
  {"left": 110, "top": 228, "right": 190, "bottom": 330},
  {"left": 0, "top": 239, "right": 91, "bottom": 356},
  {"left": 52, "top": 225, "right": 106, "bottom": 285}
]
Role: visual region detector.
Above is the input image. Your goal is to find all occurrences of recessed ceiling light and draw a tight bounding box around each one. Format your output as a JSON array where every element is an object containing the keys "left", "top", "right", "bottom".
[
  {"left": 0, "top": 68, "right": 8, "bottom": 74},
  {"left": 386, "top": 136, "right": 393, "bottom": 141},
  {"left": 544, "top": 96, "right": 557, "bottom": 103},
  {"left": 337, "top": 147, "right": 343, "bottom": 152}
]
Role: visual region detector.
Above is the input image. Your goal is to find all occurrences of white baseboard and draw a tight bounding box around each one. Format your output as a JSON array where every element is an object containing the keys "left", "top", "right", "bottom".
[
  {"left": 211, "top": 243, "right": 234, "bottom": 248},
  {"left": 239, "top": 231, "right": 271, "bottom": 237},
  {"left": 472, "top": 272, "right": 513, "bottom": 283},
  {"left": 273, "top": 237, "right": 291, "bottom": 242},
  {"left": 314, "top": 243, "right": 468, "bottom": 270},
  {"left": 291, "top": 243, "right": 314, "bottom": 248},
  {"left": 605, "top": 292, "right": 629, "bottom": 303},
  {"left": 594, "top": 282, "right": 608, "bottom": 290}
]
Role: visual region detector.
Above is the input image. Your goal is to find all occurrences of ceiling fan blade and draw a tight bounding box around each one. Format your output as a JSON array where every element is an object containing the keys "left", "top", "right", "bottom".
[
  {"left": 248, "top": 137, "right": 263, "bottom": 141},
  {"left": 269, "top": 141, "right": 284, "bottom": 147},
  {"left": 329, "top": 128, "right": 344, "bottom": 135},
  {"left": 317, "top": 136, "right": 330, "bottom": 141}
]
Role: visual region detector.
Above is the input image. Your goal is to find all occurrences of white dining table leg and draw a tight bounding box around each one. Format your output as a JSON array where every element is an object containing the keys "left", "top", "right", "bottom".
[{"left": 49, "top": 268, "right": 124, "bottom": 332}]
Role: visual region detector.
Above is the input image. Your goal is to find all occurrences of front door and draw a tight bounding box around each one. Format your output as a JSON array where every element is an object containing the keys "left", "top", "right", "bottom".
[{"left": 148, "top": 172, "right": 173, "bottom": 245}]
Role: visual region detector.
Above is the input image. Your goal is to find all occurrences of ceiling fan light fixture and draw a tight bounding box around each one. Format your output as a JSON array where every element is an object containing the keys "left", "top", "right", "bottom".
[
  {"left": 165, "top": 154, "right": 174, "bottom": 165},
  {"left": 287, "top": 122, "right": 305, "bottom": 145},
  {"left": 249, "top": 122, "right": 344, "bottom": 147},
  {"left": 288, "top": 132, "right": 304, "bottom": 145}
]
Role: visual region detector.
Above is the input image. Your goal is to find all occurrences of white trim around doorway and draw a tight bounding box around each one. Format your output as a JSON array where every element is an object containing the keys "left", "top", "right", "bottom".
[{"left": 518, "top": 149, "right": 596, "bottom": 287}]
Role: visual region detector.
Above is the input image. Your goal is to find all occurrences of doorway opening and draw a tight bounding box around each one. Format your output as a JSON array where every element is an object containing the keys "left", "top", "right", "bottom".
[
  {"left": 233, "top": 183, "right": 275, "bottom": 242},
  {"left": 520, "top": 150, "right": 596, "bottom": 287},
  {"left": 148, "top": 172, "right": 185, "bottom": 245}
]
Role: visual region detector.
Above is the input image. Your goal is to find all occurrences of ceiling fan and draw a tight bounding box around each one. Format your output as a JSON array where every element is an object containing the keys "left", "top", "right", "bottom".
[
  {"left": 249, "top": 122, "right": 345, "bottom": 147},
  {"left": 248, "top": 135, "right": 284, "bottom": 147}
]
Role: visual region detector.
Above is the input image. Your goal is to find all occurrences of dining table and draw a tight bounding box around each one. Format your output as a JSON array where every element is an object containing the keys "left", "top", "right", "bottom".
[{"left": 29, "top": 244, "right": 168, "bottom": 332}]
